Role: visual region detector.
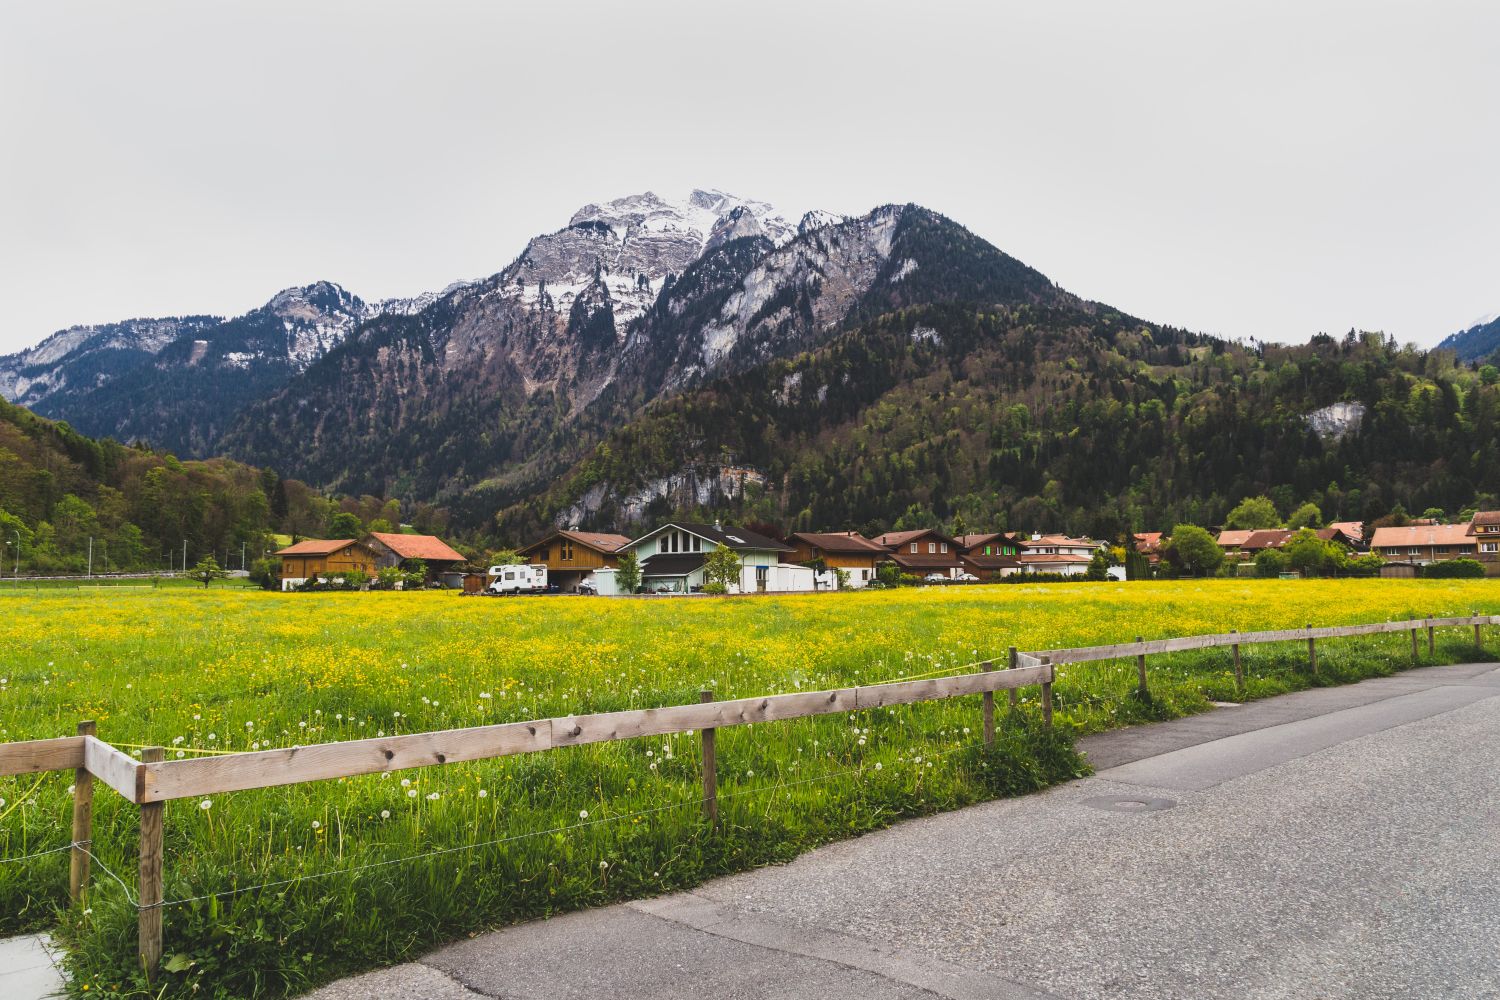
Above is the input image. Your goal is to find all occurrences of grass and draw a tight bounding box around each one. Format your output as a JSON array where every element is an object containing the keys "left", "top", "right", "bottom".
[{"left": 1, "top": 579, "right": 1496, "bottom": 997}]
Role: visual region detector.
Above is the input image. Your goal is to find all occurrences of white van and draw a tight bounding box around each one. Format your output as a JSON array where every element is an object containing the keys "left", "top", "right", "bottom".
[{"left": 488, "top": 564, "right": 548, "bottom": 594}]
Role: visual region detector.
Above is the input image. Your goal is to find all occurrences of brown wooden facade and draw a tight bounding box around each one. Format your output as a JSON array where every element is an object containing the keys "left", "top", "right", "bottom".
[{"left": 275, "top": 540, "right": 379, "bottom": 585}]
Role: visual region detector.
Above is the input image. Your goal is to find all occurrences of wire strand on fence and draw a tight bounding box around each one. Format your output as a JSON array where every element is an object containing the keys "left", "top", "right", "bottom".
[
  {"left": 0, "top": 842, "right": 76, "bottom": 865},
  {"left": 70, "top": 733, "right": 992, "bottom": 912}
]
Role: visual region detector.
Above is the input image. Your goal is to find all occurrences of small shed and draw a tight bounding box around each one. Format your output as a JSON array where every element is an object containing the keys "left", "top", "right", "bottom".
[
  {"left": 364, "top": 532, "right": 468, "bottom": 584},
  {"left": 1379, "top": 562, "right": 1419, "bottom": 579}
]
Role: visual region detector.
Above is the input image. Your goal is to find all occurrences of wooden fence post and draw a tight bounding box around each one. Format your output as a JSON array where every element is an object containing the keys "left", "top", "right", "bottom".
[
  {"left": 69, "top": 720, "right": 96, "bottom": 904},
  {"left": 981, "top": 661, "right": 995, "bottom": 746},
  {"left": 1231, "top": 630, "right": 1243, "bottom": 693},
  {"left": 1475, "top": 613, "right": 1483, "bottom": 653},
  {"left": 1007, "top": 646, "right": 1019, "bottom": 709},
  {"left": 1040, "top": 657, "right": 1054, "bottom": 727},
  {"left": 1427, "top": 615, "right": 1435, "bottom": 657},
  {"left": 1135, "top": 636, "right": 1148, "bottom": 698},
  {"left": 699, "top": 691, "right": 717, "bottom": 826},
  {"left": 1307, "top": 623, "right": 1317, "bottom": 676},
  {"left": 139, "top": 746, "right": 165, "bottom": 980},
  {"left": 1411, "top": 626, "right": 1420, "bottom": 665}
]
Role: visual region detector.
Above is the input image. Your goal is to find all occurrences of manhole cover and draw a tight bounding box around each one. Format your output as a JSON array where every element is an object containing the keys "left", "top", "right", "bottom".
[{"left": 1083, "top": 795, "right": 1177, "bottom": 814}]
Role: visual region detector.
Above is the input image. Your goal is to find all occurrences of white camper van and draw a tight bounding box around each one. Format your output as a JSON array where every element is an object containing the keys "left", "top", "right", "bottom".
[{"left": 488, "top": 564, "right": 548, "bottom": 595}]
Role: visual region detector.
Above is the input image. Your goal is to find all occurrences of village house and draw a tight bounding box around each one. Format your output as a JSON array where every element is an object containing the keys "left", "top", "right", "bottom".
[
  {"left": 1370, "top": 523, "right": 1479, "bottom": 567},
  {"left": 275, "top": 538, "right": 379, "bottom": 591},
  {"left": 1468, "top": 511, "right": 1500, "bottom": 574},
  {"left": 872, "top": 528, "right": 967, "bottom": 579},
  {"left": 785, "top": 532, "right": 889, "bottom": 588},
  {"left": 608, "top": 522, "right": 804, "bottom": 595},
  {"left": 1239, "top": 529, "right": 1295, "bottom": 556},
  {"left": 1215, "top": 529, "right": 1256, "bottom": 557},
  {"left": 364, "top": 532, "right": 468, "bottom": 585},
  {"left": 1016, "top": 533, "right": 1104, "bottom": 576},
  {"left": 517, "top": 529, "right": 632, "bottom": 593},
  {"left": 957, "top": 532, "right": 1026, "bottom": 579},
  {"left": 1322, "top": 521, "right": 1366, "bottom": 550},
  {"left": 1132, "top": 532, "right": 1165, "bottom": 565}
]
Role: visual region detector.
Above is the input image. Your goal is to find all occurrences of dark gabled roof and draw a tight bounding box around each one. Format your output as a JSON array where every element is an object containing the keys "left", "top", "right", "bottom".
[
  {"left": 520, "top": 530, "right": 632, "bottom": 556},
  {"left": 958, "top": 532, "right": 1028, "bottom": 554},
  {"left": 873, "top": 528, "right": 960, "bottom": 548},
  {"left": 962, "top": 553, "right": 1022, "bottom": 570},
  {"left": 1241, "top": 529, "right": 1294, "bottom": 550},
  {"left": 640, "top": 553, "right": 706, "bottom": 576},
  {"left": 635, "top": 522, "right": 793, "bottom": 553},
  {"left": 788, "top": 531, "right": 889, "bottom": 555}
]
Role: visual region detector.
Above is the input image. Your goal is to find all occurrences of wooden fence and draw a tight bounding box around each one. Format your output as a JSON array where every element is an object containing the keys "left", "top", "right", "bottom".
[{"left": 2, "top": 613, "right": 1493, "bottom": 980}]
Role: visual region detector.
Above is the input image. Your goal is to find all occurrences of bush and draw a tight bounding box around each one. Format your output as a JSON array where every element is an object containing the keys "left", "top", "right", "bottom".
[
  {"left": 1423, "top": 558, "right": 1485, "bottom": 578},
  {"left": 701, "top": 582, "right": 728, "bottom": 595},
  {"left": 1254, "top": 549, "right": 1290, "bottom": 577}
]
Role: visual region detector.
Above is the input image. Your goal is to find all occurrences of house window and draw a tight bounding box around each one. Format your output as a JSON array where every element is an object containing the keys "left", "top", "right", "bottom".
[
  {"left": 928, "top": 542, "right": 936, "bottom": 554},
  {"left": 940, "top": 542, "right": 948, "bottom": 554},
  {"left": 561, "top": 540, "right": 574, "bottom": 561},
  {"left": 910, "top": 542, "right": 918, "bottom": 554},
  {"left": 1481, "top": 542, "right": 1497, "bottom": 553},
  {"left": 1409, "top": 548, "right": 1420, "bottom": 556},
  {"left": 538, "top": 547, "right": 549, "bottom": 562},
  {"left": 692, "top": 535, "right": 702, "bottom": 552},
  {"left": 983, "top": 545, "right": 992, "bottom": 555}
]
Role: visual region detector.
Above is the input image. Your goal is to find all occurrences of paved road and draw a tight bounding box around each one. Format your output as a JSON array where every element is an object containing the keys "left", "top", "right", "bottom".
[
  {"left": 0, "top": 934, "right": 64, "bottom": 999},
  {"left": 311, "top": 661, "right": 1500, "bottom": 1000}
]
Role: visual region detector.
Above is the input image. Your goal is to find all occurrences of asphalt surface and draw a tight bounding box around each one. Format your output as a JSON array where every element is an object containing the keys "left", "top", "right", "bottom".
[{"left": 307, "top": 662, "right": 1500, "bottom": 1000}]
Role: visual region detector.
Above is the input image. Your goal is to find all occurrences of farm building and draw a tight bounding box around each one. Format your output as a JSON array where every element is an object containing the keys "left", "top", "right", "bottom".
[
  {"left": 611, "top": 522, "right": 803, "bottom": 594},
  {"left": 1370, "top": 523, "right": 1478, "bottom": 566},
  {"left": 364, "top": 532, "right": 467, "bottom": 584},
  {"left": 275, "top": 539, "right": 379, "bottom": 591},
  {"left": 518, "top": 529, "right": 632, "bottom": 593},
  {"left": 785, "top": 532, "right": 890, "bottom": 588}
]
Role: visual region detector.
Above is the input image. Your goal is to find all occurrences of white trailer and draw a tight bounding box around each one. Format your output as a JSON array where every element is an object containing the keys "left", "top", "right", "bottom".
[{"left": 488, "top": 564, "right": 548, "bottom": 594}]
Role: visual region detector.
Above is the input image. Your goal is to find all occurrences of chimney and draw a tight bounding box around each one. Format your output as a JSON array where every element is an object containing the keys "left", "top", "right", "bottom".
[{"left": 714, "top": 518, "right": 722, "bottom": 531}]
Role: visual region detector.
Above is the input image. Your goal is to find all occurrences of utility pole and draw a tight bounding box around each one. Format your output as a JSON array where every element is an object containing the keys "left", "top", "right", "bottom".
[
  {"left": 182, "top": 539, "right": 188, "bottom": 575},
  {"left": 88, "top": 537, "right": 93, "bottom": 577},
  {"left": 241, "top": 542, "right": 246, "bottom": 571}
]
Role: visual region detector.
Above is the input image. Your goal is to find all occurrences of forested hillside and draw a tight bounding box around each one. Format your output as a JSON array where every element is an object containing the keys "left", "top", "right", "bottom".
[
  {"left": 0, "top": 398, "right": 342, "bottom": 574},
  {"left": 499, "top": 303, "right": 1500, "bottom": 543}
]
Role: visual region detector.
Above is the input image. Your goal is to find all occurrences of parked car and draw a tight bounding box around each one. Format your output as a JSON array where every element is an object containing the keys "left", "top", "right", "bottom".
[
  {"left": 577, "top": 580, "right": 597, "bottom": 596},
  {"left": 923, "top": 572, "right": 950, "bottom": 584},
  {"left": 955, "top": 572, "right": 979, "bottom": 582}
]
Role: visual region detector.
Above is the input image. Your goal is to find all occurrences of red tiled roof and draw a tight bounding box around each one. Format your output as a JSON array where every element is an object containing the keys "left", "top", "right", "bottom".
[
  {"left": 277, "top": 538, "right": 359, "bottom": 556},
  {"left": 367, "top": 532, "right": 466, "bottom": 562},
  {"left": 1216, "top": 530, "right": 1255, "bottom": 547},
  {"left": 562, "top": 530, "right": 633, "bottom": 552}
]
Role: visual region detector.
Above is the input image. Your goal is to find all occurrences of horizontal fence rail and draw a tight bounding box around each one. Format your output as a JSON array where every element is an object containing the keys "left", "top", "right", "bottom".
[{"left": 1, "top": 612, "right": 1493, "bottom": 981}]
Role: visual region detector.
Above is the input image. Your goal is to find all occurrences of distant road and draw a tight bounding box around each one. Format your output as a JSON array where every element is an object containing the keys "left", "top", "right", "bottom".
[{"left": 312, "top": 662, "right": 1500, "bottom": 1000}]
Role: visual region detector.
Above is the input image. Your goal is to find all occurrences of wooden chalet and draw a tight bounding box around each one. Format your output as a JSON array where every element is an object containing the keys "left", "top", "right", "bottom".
[
  {"left": 518, "top": 529, "right": 633, "bottom": 593},
  {"left": 275, "top": 538, "right": 378, "bottom": 591},
  {"left": 786, "top": 532, "right": 890, "bottom": 588},
  {"left": 957, "top": 532, "right": 1025, "bottom": 579},
  {"left": 872, "top": 528, "right": 965, "bottom": 578}
]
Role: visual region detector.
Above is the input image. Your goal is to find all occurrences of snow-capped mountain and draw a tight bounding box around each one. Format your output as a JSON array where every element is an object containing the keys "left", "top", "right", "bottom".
[
  {"left": 0, "top": 316, "right": 222, "bottom": 408},
  {"left": 219, "top": 190, "right": 1060, "bottom": 515},
  {"left": 0, "top": 278, "right": 467, "bottom": 457}
]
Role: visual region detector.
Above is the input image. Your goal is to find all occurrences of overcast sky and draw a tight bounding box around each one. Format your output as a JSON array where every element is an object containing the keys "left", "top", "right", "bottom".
[{"left": 2, "top": 0, "right": 1497, "bottom": 354}]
